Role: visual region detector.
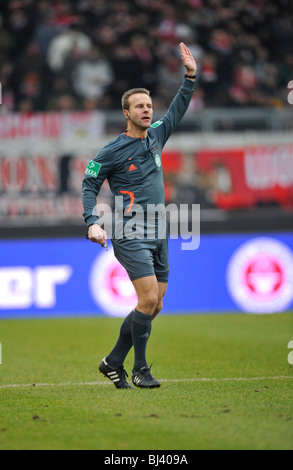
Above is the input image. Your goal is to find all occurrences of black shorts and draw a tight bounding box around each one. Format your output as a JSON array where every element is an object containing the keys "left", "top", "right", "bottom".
[{"left": 112, "top": 237, "right": 169, "bottom": 283}]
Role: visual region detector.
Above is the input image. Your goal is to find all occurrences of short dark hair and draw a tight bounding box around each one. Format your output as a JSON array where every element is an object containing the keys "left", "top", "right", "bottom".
[{"left": 121, "top": 88, "right": 151, "bottom": 111}]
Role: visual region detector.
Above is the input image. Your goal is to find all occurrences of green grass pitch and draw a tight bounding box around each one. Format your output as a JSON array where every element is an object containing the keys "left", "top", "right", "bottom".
[{"left": 0, "top": 313, "right": 292, "bottom": 450}]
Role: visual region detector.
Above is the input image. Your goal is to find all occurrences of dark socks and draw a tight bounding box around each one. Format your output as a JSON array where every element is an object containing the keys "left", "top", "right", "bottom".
[
  {"left": 106, "top": 311, "right": 134, "bottom": 369},
  {"left": 131, "top": 309, "right": 152, "bottom": 373},
  {"left": 106, "top": 308, "right": 153, "bottom": 373}
]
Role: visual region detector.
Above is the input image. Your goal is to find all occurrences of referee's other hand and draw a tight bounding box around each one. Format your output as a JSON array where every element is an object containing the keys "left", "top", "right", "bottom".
[{"left": 88, "top": 224, "right": 107, "bottom": 246}]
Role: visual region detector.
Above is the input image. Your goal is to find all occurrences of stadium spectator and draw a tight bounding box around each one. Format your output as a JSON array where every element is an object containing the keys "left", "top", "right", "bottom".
[
  {"left": 54, "top": 94, "right": 78, "bottom": 111},
  {"left": 47, "top": 22, "right": 92, "bottom": 73},
  {"left": 0, "top": 0, "right": 292, "bottom": 112},
  {"left": 0, "top": 60, "right": 15, "bottom": 111},
  {"left": 45, "top": 76, "right": 82, "bottom": 111},
  {"left": 13, "top": 42, "right": 49, "bottom": 109},
  {"left": 0, "top": 13, "right": 14, "bottom": 60},
  {"left": 71, "top": 45, "right": 114, "bottom": 104},
  {"left": 129, "top": 34, "right": 158, "bottom": 95},
  {"left": 157, "top": 52, "right": 184, "bottom": 106},
  {"left": 5, "top": 1, "right": 35, "bottom": 56},
  {"left": 109, "top": 45, "right": 145, "bottom": 108}
]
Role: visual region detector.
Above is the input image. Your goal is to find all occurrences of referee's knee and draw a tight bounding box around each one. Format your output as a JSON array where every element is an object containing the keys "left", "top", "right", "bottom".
[
  {"left": 138, "top": 291, "right": 159, "bottom": 315},
  {"left": 154, "top": 299, "right": 163, "bottom": 316}
]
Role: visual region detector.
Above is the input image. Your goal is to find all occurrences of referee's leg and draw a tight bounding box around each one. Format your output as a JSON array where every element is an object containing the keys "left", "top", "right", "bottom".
[
  {"left": 152, "top": 281, "right": 168, "bottom": 320},
  {"left": 131, "top": 276, "right": 167, "bottom": 318},
  {"left": 132, "top": 275, "right": 159, "bottom": 315},
  {"left": 130, "top": 276, "right": 165, "bottom": 380}
]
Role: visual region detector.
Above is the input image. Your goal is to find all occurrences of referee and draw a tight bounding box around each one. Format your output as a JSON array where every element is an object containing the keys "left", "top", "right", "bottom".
[{"left": 82, "top": 42, "right": 197, "bottom": 389}]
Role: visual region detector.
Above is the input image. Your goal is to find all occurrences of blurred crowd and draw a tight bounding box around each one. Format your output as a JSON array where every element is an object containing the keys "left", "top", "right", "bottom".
[{"left": 0, "top": 0, "right": 293, "bottom": 113}]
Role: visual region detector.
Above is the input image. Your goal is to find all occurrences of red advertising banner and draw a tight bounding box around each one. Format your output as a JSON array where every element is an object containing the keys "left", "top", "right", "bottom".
[
  {"left": 0, "top": 111, "right": 104, "bottom": 140},
  {"left": 196, "top": 145, "right": 293, "bottom": 210},
  {"left": 0, "top": 152, "right": 111, "bottom": 223},
  {"left": 0, "top": 144, "right": 292, "bottom": 224}
]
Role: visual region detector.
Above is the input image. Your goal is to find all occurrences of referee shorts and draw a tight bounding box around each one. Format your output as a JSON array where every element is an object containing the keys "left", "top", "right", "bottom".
[{"left": 112, "top": 237, "right": 169, "bottom": 283}]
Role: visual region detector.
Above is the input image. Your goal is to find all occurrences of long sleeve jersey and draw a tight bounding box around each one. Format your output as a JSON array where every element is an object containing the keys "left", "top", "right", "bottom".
[{"left": 82, "top": 78, "right": 195, "bottom": 232}]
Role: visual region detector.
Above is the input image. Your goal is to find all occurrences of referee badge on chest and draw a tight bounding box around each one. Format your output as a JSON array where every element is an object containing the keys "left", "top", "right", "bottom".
[{"left": 155, "top": 154, "right": 161, "bottom": 168}]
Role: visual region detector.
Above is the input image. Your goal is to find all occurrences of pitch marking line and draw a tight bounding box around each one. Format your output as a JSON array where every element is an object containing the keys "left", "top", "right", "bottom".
[{"left": 0, "top": 376, "right": 292, "bottom": 389}]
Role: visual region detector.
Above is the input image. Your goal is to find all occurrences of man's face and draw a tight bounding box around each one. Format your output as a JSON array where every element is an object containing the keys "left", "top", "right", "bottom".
[{"left": 125, "top": 93, "right": 153, "bottom": 130}]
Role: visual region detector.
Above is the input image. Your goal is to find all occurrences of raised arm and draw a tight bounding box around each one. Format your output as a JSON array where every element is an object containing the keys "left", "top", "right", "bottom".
[
  {"left": 179, "top": 42, "right": 197, "bottom": 79},
  {"left": 151, "top": 43, "right": 197, "bottom": 145}
]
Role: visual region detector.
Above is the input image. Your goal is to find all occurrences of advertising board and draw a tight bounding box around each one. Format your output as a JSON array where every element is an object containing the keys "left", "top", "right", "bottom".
[
  {"left": 0, "top": 233, "right": 292, "bottom": 318},
  {"left": 1, "top": 144, "right": 293, "bottom": 226}
]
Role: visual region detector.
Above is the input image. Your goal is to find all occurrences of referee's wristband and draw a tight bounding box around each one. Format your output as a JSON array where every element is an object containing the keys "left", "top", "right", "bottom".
[{"left": 184, "top": 73, "right": 197, "bottom": 79}]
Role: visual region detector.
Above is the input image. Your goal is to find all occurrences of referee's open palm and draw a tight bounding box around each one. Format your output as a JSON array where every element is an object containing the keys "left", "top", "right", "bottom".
[{"left": 180, "top": 42, "right": 197, "bottom": 76}]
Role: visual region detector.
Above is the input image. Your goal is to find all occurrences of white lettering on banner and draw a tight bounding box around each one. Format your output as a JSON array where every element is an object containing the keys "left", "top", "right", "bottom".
[
  {"left": 0, "top": 267, "right": 32, "bottom": 308},
  {"left": 244, "top": 146, "right": 293, "bottom": 190},
  {"left": 34, "top": 266, "right": 73, "bottom": 308},
  {"left": 0, "top": 266, "right": 72, "bottom": 309}
]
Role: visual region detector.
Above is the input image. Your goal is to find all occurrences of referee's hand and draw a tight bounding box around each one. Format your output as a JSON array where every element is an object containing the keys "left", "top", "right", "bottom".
[{"left": 88, "top": 224, "right": 107, "bottom": 246}]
